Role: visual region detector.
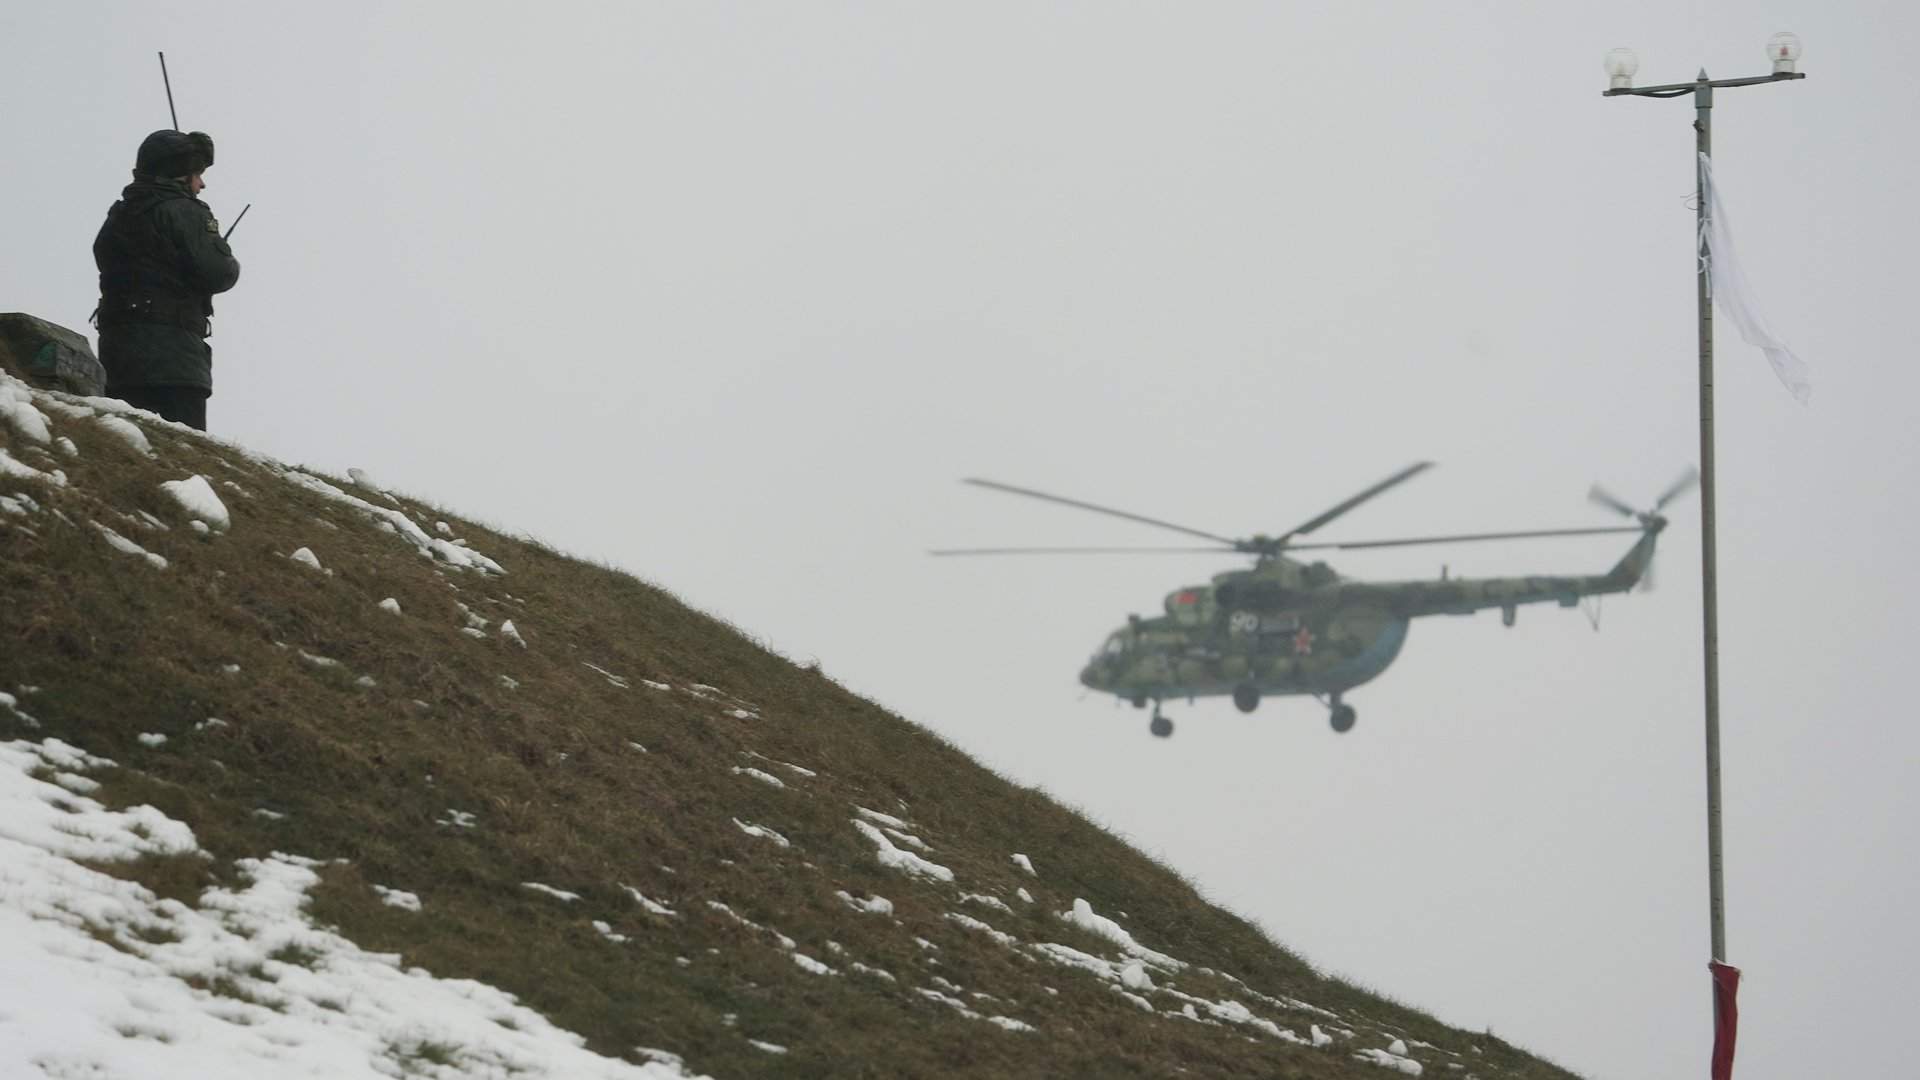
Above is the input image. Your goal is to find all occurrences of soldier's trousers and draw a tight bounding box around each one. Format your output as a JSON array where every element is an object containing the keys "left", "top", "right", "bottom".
[{"left": 112, "top": 385, "right": 209, "bottom": 431}]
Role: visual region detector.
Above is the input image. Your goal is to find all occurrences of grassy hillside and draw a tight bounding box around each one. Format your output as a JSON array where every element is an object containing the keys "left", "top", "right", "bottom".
[{"left": 0, "top": 354, "right": 1581, "bottom": 1079}]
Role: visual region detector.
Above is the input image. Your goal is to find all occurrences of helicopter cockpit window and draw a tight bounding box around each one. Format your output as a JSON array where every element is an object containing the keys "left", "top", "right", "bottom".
[{"left": 1103, "top": 632, "right": 1127, "bottom": 657}]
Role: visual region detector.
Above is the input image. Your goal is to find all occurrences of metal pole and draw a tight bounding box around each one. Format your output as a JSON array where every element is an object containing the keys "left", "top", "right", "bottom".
[{"left": 1693, "top": 70, "right": 1728, "bottom": 965}]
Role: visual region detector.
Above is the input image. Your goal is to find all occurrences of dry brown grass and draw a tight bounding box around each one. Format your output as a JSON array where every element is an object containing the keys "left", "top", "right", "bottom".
[{"left": 0, "top": 357, "right": 1582, "bottom": 1079}]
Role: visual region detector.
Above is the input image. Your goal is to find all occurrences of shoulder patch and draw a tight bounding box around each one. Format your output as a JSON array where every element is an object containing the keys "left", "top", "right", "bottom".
[{"left": 206, "top": 217, "right": 222, "bottom": 235}]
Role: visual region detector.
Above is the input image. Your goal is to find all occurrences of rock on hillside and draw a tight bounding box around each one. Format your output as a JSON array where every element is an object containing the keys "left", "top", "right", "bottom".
[{"left": 0, "top": 360, "right": 1582, "bottom": 1079}]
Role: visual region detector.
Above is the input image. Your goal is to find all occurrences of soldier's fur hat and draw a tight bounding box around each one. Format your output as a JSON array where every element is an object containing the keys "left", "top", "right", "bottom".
[{"left": 135, "top": 130, "right": 215, "bottom": 179}]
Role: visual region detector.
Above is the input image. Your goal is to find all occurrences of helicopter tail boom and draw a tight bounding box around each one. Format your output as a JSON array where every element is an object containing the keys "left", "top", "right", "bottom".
[
  {"left": 1599, "top": 526, "right": 1663, "bottom": 591},
  {"left": 1341, "top": 520, "right": 1664, "bottom": 620}
]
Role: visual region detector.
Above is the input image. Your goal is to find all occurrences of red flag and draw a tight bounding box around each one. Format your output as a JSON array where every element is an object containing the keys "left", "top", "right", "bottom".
[{"left": 1709, "top": 961, "right": 1742, "bottom": 1080}]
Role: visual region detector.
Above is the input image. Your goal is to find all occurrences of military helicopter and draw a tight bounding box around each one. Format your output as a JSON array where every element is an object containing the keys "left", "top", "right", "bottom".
[{"left": 936, "top": 462, "right": 1696, "bottom": 737}]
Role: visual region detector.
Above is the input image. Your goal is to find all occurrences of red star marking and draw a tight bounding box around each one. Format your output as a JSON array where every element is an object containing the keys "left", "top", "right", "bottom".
[{"left": 1292, "top": 627, "right": 1315, "bottom": 656}]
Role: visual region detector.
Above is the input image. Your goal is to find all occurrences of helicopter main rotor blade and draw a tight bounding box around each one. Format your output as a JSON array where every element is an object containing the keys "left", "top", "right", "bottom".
[
  {"left": 1655, "top": 466, "right": 1700, "bottom": 511},
  {"left": 1284, "top": 525, "right": 1644, "bottom": 552},
  {"left": 1275, "top": 461, "right": 1435, "bottom": 545},
  {"left": 960, "top": 478, "right": 1240, "bottom": 546},
  {"left": 928, "top": 545, "right": 1234, "bottom": 557},
  {"left": 1587, "top": 484, "right": 1640, "bottom": 519}
]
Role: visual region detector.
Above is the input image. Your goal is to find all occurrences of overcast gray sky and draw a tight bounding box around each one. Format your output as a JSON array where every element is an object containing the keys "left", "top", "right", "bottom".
[{"left": 7, "top": 3, "right": 1916, "bottom": 1077}]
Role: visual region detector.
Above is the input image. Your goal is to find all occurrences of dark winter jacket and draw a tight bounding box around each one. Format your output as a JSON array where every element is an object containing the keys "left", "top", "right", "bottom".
[{"left": 93, "top": 178, "right": 241, "bottom": 392}]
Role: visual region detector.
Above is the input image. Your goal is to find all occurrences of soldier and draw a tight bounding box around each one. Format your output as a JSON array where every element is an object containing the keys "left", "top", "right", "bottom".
[{"left": 93, "top": 129, "right": 241, "bottom": 431}]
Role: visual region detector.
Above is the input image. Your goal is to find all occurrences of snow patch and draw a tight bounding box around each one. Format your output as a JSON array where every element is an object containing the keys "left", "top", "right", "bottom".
[
  {"left": 946, "top": 912, "right": 1019, "bottom": 948},
  {"left": 159, "top": 475, "right": 230, "bottom": 532},
  {"left": 282, "top": 469, "right": 505, "bottom": 574},
  {"left": 1058, "top": 898, "right": 1186, "bottom": 972},
  {"left": 961, "top": 892, "right": 1014, "bottom": 914},
  {"left": 583, "top": 663, "right": 630, "bottom": 689},
  {"left": 0, "top": 396, "right": 51, "bottom": 443},
  {"left": 92, "top": 522, "right": 167, "bottom": 569},
  {"left": 373, "top": 885, "right": 422, "bottom": 912},
  {"left": 855, "top": 806, "right": 908, "bottom": 830},
  {"left": 1159, "top": 988, "right": 1307, "bottom": 1045},
  {"left": 732, "top": 818, "right": 790, "bottom": 848},
  {"left": 851, "top": 819, "right": 953, "bottom": 881},
  {"left": 835, "top": 891, "right": 894, "bottom": 916},
  {"left": 1030, "top": 942, "right": 1123, "bottom": 982},
  {"left": 1, "top": 447, "right": 65, "bottom": 486},
  {"left": 1354, "top": 1047, "right": 1424, "bottom": 1075},
  {"left": 914, "top": 988, "right": 1035, "bottom": 1032},
  {"left": 884, "top": 827, "right": 931, "bottom": 852},
  {"left": 704, "top": 901, "right": 796, "bottom": 950},
  {"left": 731, "top": 766, "right": 785, "bottom": 789},
  {"left": 621, "top": 885, "right": 677, "bottom": 917},
  {"left": 0, "top": 738, "right": 704, "bottom": 1079},
  {"left": 95, "top": 414, "right": 153, "bottom": 456},
  {"left": 347, "top": 467, "right": 390, "bottom": 496}
]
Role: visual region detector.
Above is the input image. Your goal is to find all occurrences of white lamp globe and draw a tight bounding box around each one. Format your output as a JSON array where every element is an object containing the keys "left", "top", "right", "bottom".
[
  {"left": 1768, "top": 32, "right": 1802, "bottom": 73},
  {"left": 1605, "top": 48, "right": 1639, "bottom": 89}
]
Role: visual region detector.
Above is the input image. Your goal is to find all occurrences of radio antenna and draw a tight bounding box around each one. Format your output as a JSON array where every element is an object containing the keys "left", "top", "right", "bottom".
[{"left": 158, "top": 51, "right": 179, "bottom": 129}]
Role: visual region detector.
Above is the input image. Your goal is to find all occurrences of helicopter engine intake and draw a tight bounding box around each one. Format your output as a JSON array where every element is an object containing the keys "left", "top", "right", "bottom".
[{"left": 1213, "top": 581, "right": 1304, "bottom": 611}]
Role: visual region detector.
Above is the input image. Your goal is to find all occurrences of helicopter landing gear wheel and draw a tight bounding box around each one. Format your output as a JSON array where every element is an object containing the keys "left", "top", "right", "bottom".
[
  {"left": 1149, "top": 705, "right": 1173, "bottom": 738},
  {"left": 1232, "top": 683, "right": 1260, "bottom": 714},
  {"left": 1329, "top": 702, "right": 1357, "bottom": 734}
]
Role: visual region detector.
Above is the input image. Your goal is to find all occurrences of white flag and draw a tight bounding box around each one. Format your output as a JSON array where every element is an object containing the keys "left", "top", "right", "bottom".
[{"left": 1698, "top": 152, "right": 1812, "bottom": 404}]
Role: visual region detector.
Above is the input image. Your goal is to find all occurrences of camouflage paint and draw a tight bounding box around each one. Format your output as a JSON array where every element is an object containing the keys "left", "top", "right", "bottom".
[{"left": 1080, "top": 525, "right": 1661, "bottom": 706}]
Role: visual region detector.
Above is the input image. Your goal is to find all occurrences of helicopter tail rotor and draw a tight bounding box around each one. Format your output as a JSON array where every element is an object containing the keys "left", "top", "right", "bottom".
[
  {"left": 1589, "top": 466, "right": 1699, "bottom": 530},
  {"left": 1589, "top": 467, "right": 1699, "bottom": 590},
  {"left": 1587, "top": 483, "right": 1642, "bottom": 520},
  {"left": 1654, "top": 467, "right": 1700, "bottom": 512}
]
